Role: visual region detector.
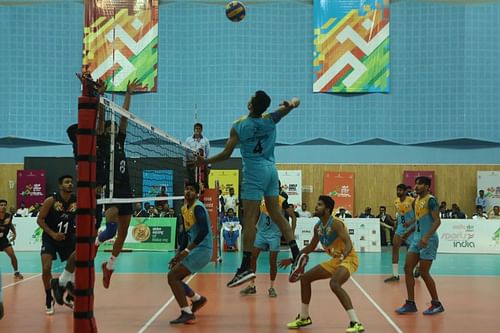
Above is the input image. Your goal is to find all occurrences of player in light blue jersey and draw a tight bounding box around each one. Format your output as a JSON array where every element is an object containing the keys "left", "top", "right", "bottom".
[
  {"left": 194, "top": 91, "right": 307, "bottom": 288},
  {"left": 396, "top": 176, "right": 444, "bottom": 315}
]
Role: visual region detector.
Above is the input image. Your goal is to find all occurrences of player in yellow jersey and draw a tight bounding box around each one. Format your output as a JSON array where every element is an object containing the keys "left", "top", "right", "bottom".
[
  {"left": 384, "top": 184, "right": 418, "bottom": 282},
  {"left": 281, "top": 195, "right": 364, "bottom": 333}
]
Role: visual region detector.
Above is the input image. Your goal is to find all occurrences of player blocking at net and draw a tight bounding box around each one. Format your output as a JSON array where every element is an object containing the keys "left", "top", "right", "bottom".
[
  {"left": 194, "top": 91, "right": 307, "bottom": 287},
  {"left": 94, "top": 79, "right": 142, "bottom": 288}
]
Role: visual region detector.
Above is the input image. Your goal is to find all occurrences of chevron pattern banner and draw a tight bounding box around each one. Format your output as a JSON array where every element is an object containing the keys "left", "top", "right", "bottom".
[
  {"left": 313, "top": 0, "right": 390, "bottom": 93},
  {"left": 83, "top": 0, "right": 158, "bottom": 92}
]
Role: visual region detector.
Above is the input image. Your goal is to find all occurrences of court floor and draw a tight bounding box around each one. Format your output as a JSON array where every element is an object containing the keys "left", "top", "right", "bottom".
[{"left": 1, "top": 249, "right": 499, "bottom": 332}]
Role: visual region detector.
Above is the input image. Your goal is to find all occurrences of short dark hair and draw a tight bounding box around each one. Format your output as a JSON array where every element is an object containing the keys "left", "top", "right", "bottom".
[
  {"left": 0, "top": 199, "right": 7, "bottom": 205},
  {"left": 415, "top": 176, "right": 431, "bottom": 187},
  {"left": 252, "top": 90, "right": 271, "bottom": 115},
  {"left": 58, "top": 175, "right": 73, "bottom": 184},
  {"left": 397, "top": 183, "right": 406, "bottom": 191},
  {"left": 380, "top": 206, "right": 386, "bottom": 210},
  {"left": 318, "top": 195, "right": 335, "bottom": 214},
  {"left": 226, "top": 208, "right": 234, "bottom": 213},
  {"left": 185, "top": 181, "right": 200, "bottom": 193},
  {"left": 194, "top": 123, "right": 203, "bottom": 130},
  {"left": 476, "top": 205, "right": 483, "bottom": 210},
  {"left": 479, "top": 189, "right": 484, "bottom": 193}
]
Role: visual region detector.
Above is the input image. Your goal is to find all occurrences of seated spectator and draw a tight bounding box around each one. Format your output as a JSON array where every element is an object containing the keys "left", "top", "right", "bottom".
[
  {"left": 439, "top": 204, "right": 451, "bottom": 219},
  {"left": 30, "top": 203, "right": 41, "bottom": 217},
  {"left": 296, "top": 203, "right": 312, "bottom": 218},
  {"left": 335, "top": 207, "right": 352, "bottom": 219},
  {"left": 450, "top": 204, "right": 466, "bottom": 219},
  {"left": 159, "top": 203, "right": 171, "bottom": 217},
  {"left": 472, "top": 205, "right": 488, "bottom": 220},
  {"left": 377, "top": 206, "right": 394, "bottom": 246},
  {"left": 16, "top": 202, "right": 29, "bottom": 217},
  {"left": 147, "top": 205, "right": 159, "bottom": 217},
  {"left": 359, "top": 207, "right": 375, "bottom": 218},
  {"left": 489, "top": 205, "right": 500, "bottom": 220},
  {"left": 133, "top": 203, "right": 147, "bottom": 217},
  {"left": 221, "top": 208, "right": 240, "bottom": 251},
  {"left": 166, "top": 208, "right": 176, "bottom": 217}
]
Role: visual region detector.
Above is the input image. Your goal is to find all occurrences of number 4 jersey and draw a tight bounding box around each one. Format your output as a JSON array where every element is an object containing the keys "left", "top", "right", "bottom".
[{"left": 43, "top": 193, "right": 77, "bottom": 240}]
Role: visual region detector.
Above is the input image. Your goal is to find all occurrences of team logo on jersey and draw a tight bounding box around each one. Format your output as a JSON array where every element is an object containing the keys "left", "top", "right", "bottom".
[
  {"left": 53, "top": 201, "right": 64, "bottom": 211},
  {"left": 68, "top": 203, "right": 77, "bottom": 213}
]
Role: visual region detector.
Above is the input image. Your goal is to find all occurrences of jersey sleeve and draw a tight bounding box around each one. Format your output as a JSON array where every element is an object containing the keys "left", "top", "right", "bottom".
[{"left": 428, "top": 197, "right": 439, "bottom": 212}]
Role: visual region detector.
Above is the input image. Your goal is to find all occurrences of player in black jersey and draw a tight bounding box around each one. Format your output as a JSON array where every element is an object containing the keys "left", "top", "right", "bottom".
[
  {"left": 0, "top": 199, "right": 23, "bottom": 280},
  {"left": 94, "top": 80, "right": 141, "bottom": 289},
  {"left": 37, "top": 175, "right": 77, "bottom": 315}
]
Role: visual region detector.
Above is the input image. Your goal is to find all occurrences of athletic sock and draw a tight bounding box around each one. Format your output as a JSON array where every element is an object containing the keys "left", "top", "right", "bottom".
[
  {"left": 392, "top": 263, "right": 399, "bottom": 277},
  {"left": 45, "top": 289, "right": 53, "bottom": 307},
  {"left": 347, "top": 309, "right": 359, "bottom": 323},
  {"left": 300, "top": 303, "right": 309, "bottom": 319},
  {"left": 191, "top": 293, "right": 201, "bottom": 302},
  {"left": 59, "top": 269, "right": 72, "bottom": 287},
  {"left": 181, "top": 306, "right": 193, "bottom": 314},
  {"left": 240, "top": 252, "right": 252, "bottom": 270},
  {"left": 106, "top": 255, "right": 117, "bottom": 270}
]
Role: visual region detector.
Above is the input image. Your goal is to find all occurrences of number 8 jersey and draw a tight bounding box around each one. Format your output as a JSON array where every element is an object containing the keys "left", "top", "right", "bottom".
[{"left": 43, "top": 193, "right": 77, "bottom": 240}]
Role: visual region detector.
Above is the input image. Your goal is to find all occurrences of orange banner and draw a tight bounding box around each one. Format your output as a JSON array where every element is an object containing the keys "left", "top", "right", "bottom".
[
  {"left": 200, "top": 188, "right": 219, "bottom": 262},
  {"left": 323, "top": 172, "right": 355, "bottom": 214}
]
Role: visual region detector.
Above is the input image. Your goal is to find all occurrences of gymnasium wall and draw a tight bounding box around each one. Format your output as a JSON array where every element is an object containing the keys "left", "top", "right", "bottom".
[
  {"left": 277, "top": 163, "right": 500, "bottom": 218},
  {"left": 0, "top": 164, "right": 23, "bottom": 209},
  {"left": 0, "top": 0, "right": 499, "bottom": 165}
]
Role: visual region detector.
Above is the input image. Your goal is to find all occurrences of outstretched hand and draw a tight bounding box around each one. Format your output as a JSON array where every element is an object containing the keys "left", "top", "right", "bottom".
[{"left": 126, "top": 79, "right": 142, "bottom": 94}]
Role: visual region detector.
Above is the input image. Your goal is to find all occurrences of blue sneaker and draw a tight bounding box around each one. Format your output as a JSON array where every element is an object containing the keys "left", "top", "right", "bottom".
[
  {"left": 423, "top": 301, "right": 444, "bottom": 315},
  {"left": 396, "top": 300, "right": 418, "bottom": 314}
]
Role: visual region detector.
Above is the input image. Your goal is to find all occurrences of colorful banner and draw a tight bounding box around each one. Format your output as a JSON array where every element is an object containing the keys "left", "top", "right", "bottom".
[
  {"left": 403, "top": 170, "right": 436, "bottom": 195},
  {"left": 209, "top": 170, "right": 239, "bottom": 197},
  {"left": 313, "top": 0, "right": 390, "bottom": 93},
  {"left": 83, "top": 0, "right": 159, "bottom": 92},
  {"left": 323, "top": 171, "right": 355, "bottom": 215},
  {"left": 100, "top": 217, "right": 176, "bottom": 251},
  {"left": 16, "top": 170, "right": 46, "bottom": 209},
  {"left": 142, "top": 169, "right": 173, "bottom": 207},
  {"left": 200, "top": 188, "right": 219, "bottom": 262},
  {"left": 278, "top": 170, "right": 302, "bottom": 207},
  {"left": 477, "top": 171, "right": 500, "bottom": 214}
]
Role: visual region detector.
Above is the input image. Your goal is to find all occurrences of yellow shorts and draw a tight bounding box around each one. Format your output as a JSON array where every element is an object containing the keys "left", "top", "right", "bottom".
[{"left": 320, "top": 252, "right": 359, "bottom": 276}]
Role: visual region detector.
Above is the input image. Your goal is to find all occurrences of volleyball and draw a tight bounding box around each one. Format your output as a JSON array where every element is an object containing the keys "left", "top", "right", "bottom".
[{"left": 226, "top": 1, "right": 246, "bottom": 22}]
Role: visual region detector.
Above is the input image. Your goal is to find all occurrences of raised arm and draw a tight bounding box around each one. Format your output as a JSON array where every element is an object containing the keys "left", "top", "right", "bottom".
[
  {"left": 270, "top": 98, "right": 300, "bottom": 123},
  {"left": 119, "top": 79, "right": 141, "bottom": 134}
]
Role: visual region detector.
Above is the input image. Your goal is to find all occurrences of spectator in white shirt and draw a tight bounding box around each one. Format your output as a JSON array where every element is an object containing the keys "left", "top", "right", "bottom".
[
  {"left": 224, "top": 187, "right": 238, "bottom": 214},
  {"left": 185, "top": 122, "right": 210, "bottom": 187},
  {"left": 472, "top": 205, "right": 488, "bottom": 220},
  {"left": 295, "top": 203, "right": 312, "bottom": 218},
  {"left": 15, "top": 202, "right": 29, "bottom": 217}
]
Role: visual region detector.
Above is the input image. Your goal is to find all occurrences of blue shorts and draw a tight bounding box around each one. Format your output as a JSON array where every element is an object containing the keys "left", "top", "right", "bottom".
[
  {"left": 408, "top": 236, "right": 439, "bottom": 261},
  {"left": 395, "top": 225, "right": 414, "bottom": 244},
  {"left": 254, "top": 230, "right": 281, "bottom": 252},
  {"left": 182, "top": 246, "right": 212, "bottom": 273},
  {"left": 241, "top": 164, "right": 279, "bottom": 201}
]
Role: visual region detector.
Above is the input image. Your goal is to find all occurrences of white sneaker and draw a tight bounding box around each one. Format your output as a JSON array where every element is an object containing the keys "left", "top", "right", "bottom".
[{"left": 45, "top": 301, "right": 55, "bottom": 315}]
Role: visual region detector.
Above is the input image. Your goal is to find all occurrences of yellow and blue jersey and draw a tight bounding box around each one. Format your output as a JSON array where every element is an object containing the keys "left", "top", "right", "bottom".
[
  {"left": 315, "top": 216, "right": 353, "bottom": 258},
  {"left": 414, "top": 194, "right": 439, "bottom": 241},
  {"left": 394, "top": 196, "right": 415, "bottom": 235},
  {"left": 181, "top": 199, "right": 212, "bottom": 249}
]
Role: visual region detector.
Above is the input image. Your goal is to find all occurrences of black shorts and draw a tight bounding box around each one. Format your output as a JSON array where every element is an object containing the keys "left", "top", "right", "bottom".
[
  {"left": 0, "top": 238, "right": 12, "bottom": 251},
  {"left": 105, "top": 183, "right": 133, "bottom": 216},
  {"left": 41, "top": 235, "right": 75, "bottom": 262}
]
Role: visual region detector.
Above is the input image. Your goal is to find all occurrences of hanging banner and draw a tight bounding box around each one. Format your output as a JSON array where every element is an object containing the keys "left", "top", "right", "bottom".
[
  {"left": 200, "top": 188, "right": 219, "bottom": 262},
  {"left": 83, "top": 0, "right": 159, "bottom": 92},
  {"left": 142, "top": 169, "right": 173, "bottom": 207},
  {"left": 403, "top": 170, "right": 436, "bottom": 195},
  {"left": 209, "top": 170, "right": 239, "bottom": 197},
  {"left": 313, "top": 0, "right": 390, "bottom": 93},
  {"left": 278, "top": 170, "right": 302, "bottom": 207},
  {"left": 477, "top": 171, "right": 500, "bottom": 214},
  {"left": 323, "top": 172, "right": 355, "bottom": 215},
  {"left": 16, "top": 170, "right": 46, "bottom": 209}
]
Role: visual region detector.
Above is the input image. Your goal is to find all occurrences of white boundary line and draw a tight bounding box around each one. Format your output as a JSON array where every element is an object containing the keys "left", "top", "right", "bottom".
[
  {"left": 137, "top": 273, "right": 197, "bottom": 333},
  {"left": 350, "top": 277, "right": 404, "bottom": 333},
  {"left": 1, "top": 264, "right": 64, "bottom": 290}
]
